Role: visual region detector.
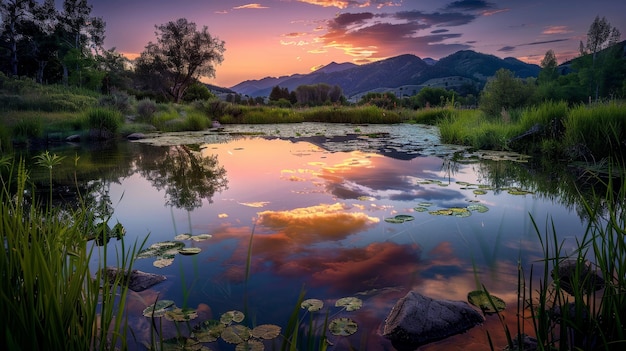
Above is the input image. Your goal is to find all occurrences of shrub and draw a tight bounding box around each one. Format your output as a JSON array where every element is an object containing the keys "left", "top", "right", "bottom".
[
  {"left": 182, "top": 82, "right": 214, "bottom": 102},
  {"left": 86, "top": 108, "right": 123, "bottom": 138},
  {"left": 479, "top": 68, "right": 536, "bottom": 117},
  {"left": 98, "top": 91, "right": 134, "bottom": 113},
  {"left": 185, "top": 111, "right": 209, "bottom": 130},
  {"left": 136, "top": 99, "right": 158, "bottom": 122}
]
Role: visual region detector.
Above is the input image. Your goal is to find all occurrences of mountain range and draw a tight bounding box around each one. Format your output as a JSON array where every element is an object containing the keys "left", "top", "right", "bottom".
[{"left": 229, "top": 50, "right": 541, "bottom": 99}]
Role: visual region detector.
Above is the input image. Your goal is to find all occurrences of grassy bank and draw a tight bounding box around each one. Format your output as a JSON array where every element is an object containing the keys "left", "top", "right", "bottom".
[{"left": 437, "top": 100, "right": 626, "bottom": 161}]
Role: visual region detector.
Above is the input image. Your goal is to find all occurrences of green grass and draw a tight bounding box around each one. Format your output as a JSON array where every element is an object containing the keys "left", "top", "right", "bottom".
[
  {"left": 564, "top": 101, "right": 626, "bottom": 161},
  {"left": 438, "top": 100, "right": 626, "bottom": 157},
  {"left": 0, "top": 155, "right": 143, "bottom": 351},
  {"left": 299, "top": 105, "right": 402, "bottom": 124}
]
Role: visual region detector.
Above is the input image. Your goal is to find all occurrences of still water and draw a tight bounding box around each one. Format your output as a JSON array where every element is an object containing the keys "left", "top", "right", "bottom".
[{"left": 71, "top": 123, "right": 586, "bottom": 350}]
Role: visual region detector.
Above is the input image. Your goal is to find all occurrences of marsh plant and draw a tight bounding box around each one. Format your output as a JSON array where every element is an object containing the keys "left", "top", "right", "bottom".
[
  {"left": 499, "top": 166, "right": 626, "bottom": 351},
  {"left": 0, "top": 155, "right": 142, "bottom": 350}
]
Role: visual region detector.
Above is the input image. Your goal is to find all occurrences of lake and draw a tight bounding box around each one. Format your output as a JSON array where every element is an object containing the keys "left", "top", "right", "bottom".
[{"left": 38, "top": 123, "right": 588, "bottom": 350}]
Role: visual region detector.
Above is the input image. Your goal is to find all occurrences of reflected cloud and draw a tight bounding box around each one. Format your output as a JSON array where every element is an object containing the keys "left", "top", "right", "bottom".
[
  {"left": 238, "top": 201, "right": 270, "bottom": 208},
  {"left": 257, "top": 202, "right": 380, "bottom": 243}
]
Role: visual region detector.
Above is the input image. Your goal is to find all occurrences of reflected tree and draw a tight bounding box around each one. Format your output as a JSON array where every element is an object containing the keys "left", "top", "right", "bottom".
[{"left": 138, "top": 145, "right": 228, "bottom": 211}]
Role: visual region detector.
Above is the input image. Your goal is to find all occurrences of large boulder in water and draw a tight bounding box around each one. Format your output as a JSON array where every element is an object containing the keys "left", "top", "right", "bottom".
[
  {"left": 102, "top": 267, "right": 166, "bottom": 292},
  {"left": 383, "top": 291, "right": 484, "bottom": 350}
]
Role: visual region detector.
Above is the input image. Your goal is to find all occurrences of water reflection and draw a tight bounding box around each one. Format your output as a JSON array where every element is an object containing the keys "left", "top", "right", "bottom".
[
  {"left": 13, "top": 127, "right": 607, "bottom": 350},
  {"left": 136, "top": 145, "right": 228, "bottom": 211}
]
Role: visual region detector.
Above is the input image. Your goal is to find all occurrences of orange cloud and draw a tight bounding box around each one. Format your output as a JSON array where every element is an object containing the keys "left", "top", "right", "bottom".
[
  {"left": 297, "top": 0, "right": 399, "bottom": 9},
  {"left": 542, "top": 25, "right": 572, "bottom": 35},
  {"left": 233, "top": 3, "right": 269, "bottom": 10}
]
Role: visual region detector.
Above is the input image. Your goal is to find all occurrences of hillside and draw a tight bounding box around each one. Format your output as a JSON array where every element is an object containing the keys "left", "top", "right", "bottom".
[{"left": 230, "top": 50, "right": 540, "bottom": 99}]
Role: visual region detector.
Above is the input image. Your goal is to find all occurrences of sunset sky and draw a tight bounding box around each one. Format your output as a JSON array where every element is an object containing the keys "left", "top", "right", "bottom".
[{"left": 88, "top": 0, "right": 626, "bottom": 88}]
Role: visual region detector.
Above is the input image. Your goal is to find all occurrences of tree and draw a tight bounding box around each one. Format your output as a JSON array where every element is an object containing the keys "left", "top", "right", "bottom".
[
  {"left": 0, "top": 0, "right": 35, "bottom": 76},
  {"left": 538, "top": 49, "right": 558, "bottom": 84},
  {"left": 136, "top": 18, "right": 225, "bottom": 103},
  {"left": 584, "top": 16, "right": 621, "bottom": 100},
  {"left": 55, "top": 0, "right": 106, "bottom": 87},
  {"left": 479, "top": 68, "right": 535, "bottom": 117}
]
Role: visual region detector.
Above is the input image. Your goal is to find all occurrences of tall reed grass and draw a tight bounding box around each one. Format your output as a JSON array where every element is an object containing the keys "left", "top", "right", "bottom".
[
  {"left": 0, "top": 155, "right": 142, "bottom": 350},
  {"left": 564, "top": 101, "right": 626, "bottom": 160},
  {"left": 300, "top": 105, "right": 402, "bottom": 124},
  {"left": 497, "top": 164, "right": 626, "bottom": 350}
]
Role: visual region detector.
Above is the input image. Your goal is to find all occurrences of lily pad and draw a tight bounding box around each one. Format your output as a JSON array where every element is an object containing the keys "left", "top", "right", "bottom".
[
  {"left": 467, "top": 204, "right": 489, "bottom": 213},
  {"left": 328, "top": 317, "right": 358, "bottom": 336},
  {"left": 165, "top": 307, "right": 198, "bottom": 322},
  {"left": 221, "top": 325, "right": 251, "bottom": 344},
  {"left": 191, "top": 320, "right": 224, "bottom": 342},
  {"left": 384, "top": 214, "right": 415, "bottom": 223},
  {"left": 138, "top": 241, "right": 185, "bottom": 259},
  {"left": 251, "top": 324, "right": 281, "bottom": 339},
  {"left": 220, "top": 310, "right": 245, "bottom": 325},
  {"left": 413, "top": 206, "right": 429, "bottom": 212},
  {"left": 160, "top": 336, "right": 208, "bottom": 351},
  {"left": 190, "top": 234, "right": 212, "bottom": 241},
  {"left": 507, "top": 188, "right": 534, "bottom": 196},
  {"left": 174, "top": 233, "right": 192, "bottom": 240},
  {"left": 429, "top": 207, "right": 471, "bottom": 218},
  {"left": 473, "top": 189, "right": 488, "bottom": 195},
  {"left": 153, "top": 257, "right": 175, "bottom": 268},
  {"left": 235, "top": 339, "right": 264, "bottom": 351},
  {"left": 335, "top": 296, "right": 363, "bottom": 311},
  {"left": 143, "top": 300, "right": 175, "bottom": 317},
  {"left": 467, "top": 290, "right": 506, "bottom": 314},
  {"left": 301, "top": 298, "right": 324, "bottom": 312},
  {"left": 179, "top": 247, "right": 202, "bottom": 255}
]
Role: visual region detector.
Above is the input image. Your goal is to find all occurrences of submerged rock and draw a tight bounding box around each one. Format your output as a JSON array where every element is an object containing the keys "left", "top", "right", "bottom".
[
  {"left": 102, "top": 267, "right": 166, "bottom": 292},
  {"left": 127, "top": 132, "right": 146, "bottom": 140},
  {"left": 383, "top": 291, "right": 484, "bottom": 350},
  {"left": 552, "top": 259, "right": 605, "bottom": 295}
]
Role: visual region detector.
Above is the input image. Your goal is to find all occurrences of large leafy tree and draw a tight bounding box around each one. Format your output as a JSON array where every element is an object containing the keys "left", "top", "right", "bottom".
[
  {"left": 479, "top": 68, "right": 535, "bottom": 117},
  {"left": 56, "top": 0, "right": 105, "bottom": 87},
  {"left": 0, "top": 0, "right": 35, "bottom": 76},
  {"left": 135, "top": 18, "right": 225, "bottom": 103}
]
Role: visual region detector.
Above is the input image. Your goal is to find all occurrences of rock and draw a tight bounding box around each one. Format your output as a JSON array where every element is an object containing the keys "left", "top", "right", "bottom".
[
  {"left": 66, "top": 134, "right": 81, "bottom": 142},
  {"left": 503, "top": 333, "right": 538, "bottom": 351},
  {"left": 383, "top": 291, "right": 484, "bottom": 350},
  {"left": 127, "top": 132, "right": 146, "bottom": 140},
  {"left": 102, "top": 267, "right": 166, "bottom": 292},
  {"left": 551, "top": 259, "right": 604, "bottom": 295}
]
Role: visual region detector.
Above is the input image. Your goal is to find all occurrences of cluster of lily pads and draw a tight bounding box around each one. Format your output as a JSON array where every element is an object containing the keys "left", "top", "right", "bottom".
[
  {"left": 137, "top": 233, "right": 212, "bottom": 268},
  {"left": 300, "top": 296, "right": 363, "bottom": 337},
  {"left": 384, "top": 201, "right": 490, "bottom": 223},
  {"left": 143, "top": 300, "right": 281, "bottom": 351}
]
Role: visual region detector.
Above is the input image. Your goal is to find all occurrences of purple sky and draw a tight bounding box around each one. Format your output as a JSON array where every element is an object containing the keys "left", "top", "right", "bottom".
[{"left": 87, "top": 0, "right": 626, "bottom": 87}]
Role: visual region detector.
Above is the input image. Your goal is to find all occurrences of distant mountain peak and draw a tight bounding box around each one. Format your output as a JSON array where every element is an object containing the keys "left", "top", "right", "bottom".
[
  {"left": 314, "top": 61, "right": 358, "bottom": 74},
  {"left": 230, "top": 50, "right": 540, "bottom": 98}
]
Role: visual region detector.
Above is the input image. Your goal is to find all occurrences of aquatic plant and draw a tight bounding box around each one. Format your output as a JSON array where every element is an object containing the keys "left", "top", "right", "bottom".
[{"left": 0, "top": 156, "right": 143, "bottom": 350}]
